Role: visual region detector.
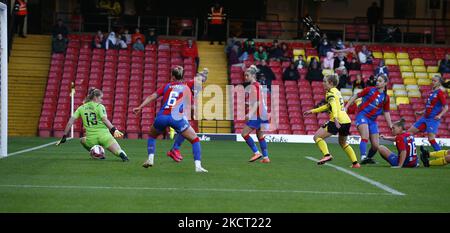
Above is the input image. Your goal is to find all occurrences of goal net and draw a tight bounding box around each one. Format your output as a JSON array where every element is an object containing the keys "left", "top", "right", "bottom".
[{"left": 0, "top": 2, "right": 8, "bottom": 157}]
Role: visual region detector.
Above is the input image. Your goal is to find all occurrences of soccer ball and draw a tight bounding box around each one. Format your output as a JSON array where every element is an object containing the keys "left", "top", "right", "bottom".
[{"left": 90, "top": 145, "right": 105, "bottom": 159}]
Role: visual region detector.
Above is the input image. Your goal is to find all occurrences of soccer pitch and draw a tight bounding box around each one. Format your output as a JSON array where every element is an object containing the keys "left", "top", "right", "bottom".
[{"left": 0, "top": 137, "right": 449, "bottom": 212}]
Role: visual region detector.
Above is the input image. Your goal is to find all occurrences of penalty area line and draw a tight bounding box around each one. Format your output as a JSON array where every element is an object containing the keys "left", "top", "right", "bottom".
[
  {"left": 305, "top": 156, "right": 405, "bottom": 196},
  {"left": 2, "top": 138, "right": 74, "bottom": 159},
  {"left": 0, "top": 184, "right": 396, "bottom": 196}
]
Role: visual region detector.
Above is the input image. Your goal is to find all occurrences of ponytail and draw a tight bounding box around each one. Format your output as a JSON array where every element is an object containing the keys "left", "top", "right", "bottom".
[
  {"left": 393, "top": 117, "right": 406, "bottom": 130},
  {"left": 84, "top": 88, "right": 102, "bottom": 103},
  {"left": 172, "top": 66, "right": 184, "bottom": 80},
  {"left": 325, "top": 74, "right": 339, "bottom": 87}
]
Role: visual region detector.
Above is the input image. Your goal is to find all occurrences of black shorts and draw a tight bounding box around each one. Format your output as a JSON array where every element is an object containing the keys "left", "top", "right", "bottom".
[{"left": 322, "top": 121, "right": 351, "bottom": 136}]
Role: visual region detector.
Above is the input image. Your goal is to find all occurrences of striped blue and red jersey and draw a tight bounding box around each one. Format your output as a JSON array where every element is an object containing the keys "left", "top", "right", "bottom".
[
  {"left": 424, "top": 89, "right": 447, "bottom": 118},
  {"left": 156, "top": 81, "right": 194, "bottom": 116},
  {"left": 246, "top": 81, "right": 268, "bottom": 120},
  {"left": 395, "top": 132, "right": 417, "bottom": 166},
  {"left": 357, "top": 87, "right": 390, "bottom": 120}
]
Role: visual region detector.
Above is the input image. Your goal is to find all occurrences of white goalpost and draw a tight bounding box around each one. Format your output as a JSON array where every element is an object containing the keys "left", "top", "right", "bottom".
[{"left": 0, "top": 2, "right": 8, "bottom": 157}]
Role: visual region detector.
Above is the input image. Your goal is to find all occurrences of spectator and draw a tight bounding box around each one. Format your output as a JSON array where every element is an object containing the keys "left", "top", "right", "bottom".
[
  {"left": 334, "top": 52, "right": 348, "bottom": 71},
  {"left": 105, "top": 32, "right": 119, "bottom": 50},
  {"left": 322, "top": 51, "right": 335, "bottom": 70},
  {"left": 182, "top": 39, "right": 200, "bottom": 72},
  {"left": 131, "top": 28, "right": 145, "bottom": 44},
  {"left": 254, "top": 46, "right": 268, "bottom": 62},
  {"left": 374, "top": 60, "right": 389, "bottom": 76},
  {"left": 283, "top": 62, "right": 300, "bottom": 81},
  {"left": 366, "top": 75, "right": 377, "bottom": 87},
  {"left": 146, "top": 28, "right": 158, "bottom": 45},
  {"left": 306, "top": 58, "right": 324, "bottom": 83},
  {"left": 132, "top": 37, "right": 145, "bottom": 51},
  {"left": 268, "top": 40, "right": 284, "bottom": 61},
  {"left": 13, "top": 0, "right": 27, "bottom": 38},
  {"left": 243, "top": 37, "right": 256, "bottom": 55},
  {"left": 335, "top": 38, "right": 345, "bottom": 50},
  {"left": 438, "top": 54, "right": 450, "bottom": 73},
  {"left": 225, "top": 37, "right": 237, "bottom": 55},
  {"left": 358, "top": 45, "right": 373, "bottom": 64},
  {"left": 346, "top": 43, "right": 357, "bottom": 59},
  {"left": 281, "top": 43, "right": 293, "bottom": 62},
  {"left": 294, "top": 55, "right": 307, "bottom": 69},
  {"left": 238, "top": 50, "right": 249, "bottom": 63},
  {"left": 208, "top": 2, "right": 226, "bottom": 45},
  {"left": 352, "top": 74, "right": 365, "bottom": 92},
  {"left": 92, "top": 30, "right": 105, "bottom": 49},
  {"left": 52, "top": 33, "right": 67, "bottom": 54},
  {"left": 52, "top": 19, "right": 69, "bottom": 38},
  {"left": 117, "top": 33, "right": 128, "bottom": 49},
  {"left": 335, "top": 61, "right": 349, "bottom": 89},
  {"left": 229, "top": 44, "right": 242, "bottom": 67},
  {"left": 318, "top": 39, "right": 332, "bottom": 57},
  {"left": 348, "top": 57, "right": 361, "bottom": 70},
  {"left": 367, "top": 2, "right": 382, "bottom": 31},
  {"left": 257, "top": 60, "right": 275, "bottom": 92},
  {"left": 122, "top": 29, "right": 132, "bottom": 46}
]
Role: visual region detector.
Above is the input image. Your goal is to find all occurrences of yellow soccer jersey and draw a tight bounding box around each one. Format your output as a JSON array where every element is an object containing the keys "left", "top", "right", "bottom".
[{"left": 311, "top": 87, "right": 351, "bottom": 124}]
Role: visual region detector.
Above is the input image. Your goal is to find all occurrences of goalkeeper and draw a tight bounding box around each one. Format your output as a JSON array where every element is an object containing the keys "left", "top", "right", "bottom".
[{"left": 56, "top": 88, "right": 129, "bottom": 161}]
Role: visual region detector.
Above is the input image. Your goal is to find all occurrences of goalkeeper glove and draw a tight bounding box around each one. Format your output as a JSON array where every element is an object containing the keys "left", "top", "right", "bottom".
[
  {"left": 110, "top": 127, "right": 124, "bottom": 138},
  {"left": 56, "top": 134, "right": 67, "bottom": 146}
]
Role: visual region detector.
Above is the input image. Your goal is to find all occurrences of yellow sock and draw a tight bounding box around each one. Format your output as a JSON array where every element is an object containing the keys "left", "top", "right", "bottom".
[
  {"left": 343, "top": 144, "right": 358, "bottom": 163},
  {"left": 430, "top": 150, "right": 448, "bottom": 158},
  {"left": 315, "top": 138, "right": 330, "bottom": 156},
  {"left": 430, "top": 157, "right": 448, "bottom": 166},
  {"left": 169, "top": 127, "right": 175, "bottom": 140}
]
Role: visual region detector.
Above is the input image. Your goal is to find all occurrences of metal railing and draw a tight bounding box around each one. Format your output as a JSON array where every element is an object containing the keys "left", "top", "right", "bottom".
[
  {"left": 227, "top": 16, "right": 449, "bottom": 45},
  {"left": 52, "top": 12, "right": 199, "bottom": 38}
]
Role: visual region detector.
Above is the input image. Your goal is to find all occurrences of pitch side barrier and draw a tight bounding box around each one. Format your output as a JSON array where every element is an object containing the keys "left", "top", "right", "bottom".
[{"left": 197, "top": 133, "right": 450, "bottom": 147}]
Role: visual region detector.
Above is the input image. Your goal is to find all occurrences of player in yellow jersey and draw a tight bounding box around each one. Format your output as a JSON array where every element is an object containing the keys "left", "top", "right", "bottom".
[
  {"left": 419, "top": 146, "right": 450, "bottom": 167},
  {"left": 56, "top": 88, "right": 129, "bottom": 161},
  {"left": 304, "top": 75, "right": 360, "bottom": 168}
]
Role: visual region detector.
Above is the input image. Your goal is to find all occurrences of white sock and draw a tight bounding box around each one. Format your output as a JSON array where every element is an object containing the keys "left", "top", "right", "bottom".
[
  {"left": 195, "top": 160, "right": 202, "bottom": 168},
  {"left": 148, "top": 154, "right": 154, "bottom": 164}
]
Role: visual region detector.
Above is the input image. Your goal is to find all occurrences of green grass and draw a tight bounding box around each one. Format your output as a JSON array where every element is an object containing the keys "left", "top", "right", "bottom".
[{"left": 0, "top": 137, "right": 449, "bottom": 212}]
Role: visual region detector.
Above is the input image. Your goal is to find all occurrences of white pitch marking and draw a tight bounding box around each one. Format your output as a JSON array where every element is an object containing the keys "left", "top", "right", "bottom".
[
  {"left": 2, "top": 138, "right": 73, "bottom": 158},
  {"left": 0, "top": 184, "right": 397, "bottom": 196},
  {"left": 305, "top": 156, "right": 405, "bottom": 196}
]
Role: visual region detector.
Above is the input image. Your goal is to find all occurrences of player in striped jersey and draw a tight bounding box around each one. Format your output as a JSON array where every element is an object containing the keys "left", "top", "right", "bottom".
[
  {"left": 242, "top": 65, "right": 271, "bottom": 163},
  {"left": 379, "top": 118, "right": 419, "bottom": 168},
  {"left": 133, "top": 66, "right": 208, "bottom": 172},
  {"left": 56, "top": 88, "right": 129, "bottom": 161},
  {"left": 408, "top": 75, "right": 449, "bottom": 152},
  {"left": 166, "top": 68, "right": 208, "bottom": 162},
  {"left": 304, "top": 75, "right": 360, "bottom": 168},
  {"left": 344, "top": 75, "right": 392, "bottom": 165}
]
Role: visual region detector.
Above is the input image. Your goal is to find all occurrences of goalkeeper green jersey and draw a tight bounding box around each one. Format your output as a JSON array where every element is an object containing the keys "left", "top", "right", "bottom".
[{"left": 73, "top": 101, "right": 109, "bottom": 134}]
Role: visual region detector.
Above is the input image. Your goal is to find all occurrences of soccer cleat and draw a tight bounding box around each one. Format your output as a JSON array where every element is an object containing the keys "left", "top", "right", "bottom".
[
  {"left": 419, "top": 146, "right": 430, "bottom": 168},
  {"left": 142, "top": 159, "right": 153, "bottom": 168},
  {"left": 119, "top": 153, "right": 129, "bottom": 162},
  {"left": 351, "top": 163, "right": 361, "bottom": 168},
  {"left": 249, "top": 152, "right": 262, "bottom": 162},
  {"left": 167, "top": 150, "right": 182, "bottom": 162},
  {"left": 260, "top": 157, "right": 271, "bottom": 163},
  {"left": 195, "top": 166, "right": 208, "bottom": 173},
  {"left": 360, "top": 157, "right": 376, "bottom": 165},
  {"left": 317, "top": 155, "right": 333, "bottom": 165}
]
